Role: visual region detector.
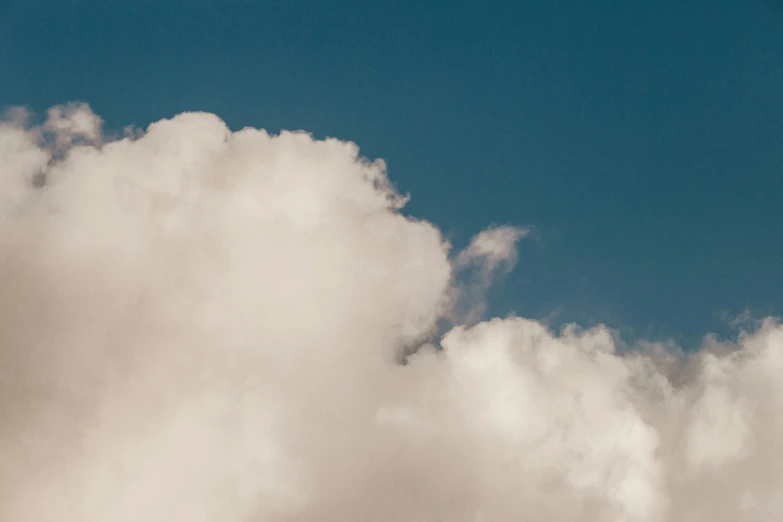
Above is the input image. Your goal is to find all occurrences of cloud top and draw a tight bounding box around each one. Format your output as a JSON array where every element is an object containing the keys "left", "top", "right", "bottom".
[{"left": 0, "top": 104, "right": 781, "bottom": 521}]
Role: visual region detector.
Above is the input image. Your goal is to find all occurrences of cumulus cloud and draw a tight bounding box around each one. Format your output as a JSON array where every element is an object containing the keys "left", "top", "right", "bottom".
[
  {"left": 0, "top": 103, "right": 781, "bottom": 521},
  {"left": 43, "top": 102, "right": 103, "bottom": 151}
]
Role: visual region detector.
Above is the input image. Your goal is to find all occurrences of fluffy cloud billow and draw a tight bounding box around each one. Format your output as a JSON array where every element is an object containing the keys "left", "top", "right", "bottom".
[{"left": 1, "top": 103, "right": 781, "bottom": 521}]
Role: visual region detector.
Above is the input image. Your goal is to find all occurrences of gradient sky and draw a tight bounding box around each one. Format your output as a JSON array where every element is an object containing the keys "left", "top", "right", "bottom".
[{"left": 2, "top": 0, "right": 782, "bottom": 346}]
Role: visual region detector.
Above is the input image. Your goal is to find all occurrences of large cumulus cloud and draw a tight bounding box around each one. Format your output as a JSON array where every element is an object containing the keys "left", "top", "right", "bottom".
[{"left": 0, "top": 103, "right": 781, "bottom": 521}]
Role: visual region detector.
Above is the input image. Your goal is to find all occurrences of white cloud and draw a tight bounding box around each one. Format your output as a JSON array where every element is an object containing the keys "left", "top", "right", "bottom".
[
  {"left": 448, "top": 225, "right": 528, "bottom": 325},
  {"left": 0, "top": 120, "right": 50, "bottom": 210},
  {"left": 43, "top": 101, "right": 103, "bottom": 150},
  {"left": 455, "top": 225, "right": 528, "bottom": 272},
  {"left": 0, "top": 104, "right": 782, "bottom": 521}
]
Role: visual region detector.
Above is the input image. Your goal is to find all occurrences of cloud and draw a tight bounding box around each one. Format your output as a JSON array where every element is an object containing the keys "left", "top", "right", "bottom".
[
  {"left": 448, "top": 225, "right": 529, "bottom": 324},
  {"left": 43, "top": 102, "right": 103, "bottom": 151},
  {"left": 455, "top": 225, "right": 528, "bottom": 272},
  {"left": 0, "top": 103, "right": 782, "bottom": 521}
]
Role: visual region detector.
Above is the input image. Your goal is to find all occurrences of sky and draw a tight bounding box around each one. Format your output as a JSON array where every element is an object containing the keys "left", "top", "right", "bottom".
[
  {"left": 2, "top": 3, "right": 783, "bottom": 520},
  {"left": 2, "top": 0, "right": 783, "bottom": 344}
]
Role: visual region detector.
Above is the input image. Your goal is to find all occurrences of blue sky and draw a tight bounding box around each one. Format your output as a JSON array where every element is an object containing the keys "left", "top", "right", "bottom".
[{"left": 2, "top": 0, "right": 782, "bottom": 345}]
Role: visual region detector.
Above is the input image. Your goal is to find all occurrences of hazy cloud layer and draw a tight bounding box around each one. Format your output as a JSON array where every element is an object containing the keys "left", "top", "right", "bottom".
[{"left": 1, "top": 104, "right": 781, "bottom": 521}]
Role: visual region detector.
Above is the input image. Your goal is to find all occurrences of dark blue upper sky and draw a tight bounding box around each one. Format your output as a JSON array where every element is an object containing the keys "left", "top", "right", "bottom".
[{"left": 2, "top": 0, "right": 782, "bottom": 345}]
